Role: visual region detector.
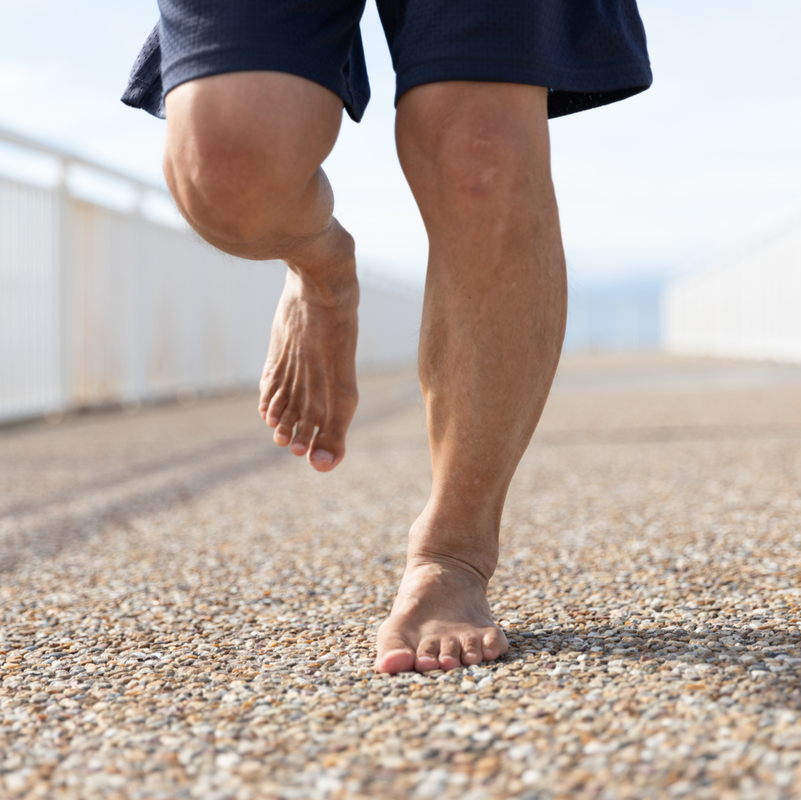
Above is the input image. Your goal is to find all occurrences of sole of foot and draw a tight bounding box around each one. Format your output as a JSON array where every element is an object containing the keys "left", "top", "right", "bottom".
[
  {"left": 374, "top": 557, "right": 509, "bottom": 674},
  {"left": 258, "top": 225, "right": 359, "bottom": 472}
]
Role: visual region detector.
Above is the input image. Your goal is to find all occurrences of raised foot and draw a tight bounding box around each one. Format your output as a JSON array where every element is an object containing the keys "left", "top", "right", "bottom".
[
  {"left": 258, "top": 224, "right": 359, "bottom": 472},
  {"left": 375, "top": 557, "right": 508, "bottom": 674}
]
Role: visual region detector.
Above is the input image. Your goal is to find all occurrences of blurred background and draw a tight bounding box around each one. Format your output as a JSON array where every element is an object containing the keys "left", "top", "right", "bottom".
[{"left": 1, "top": 0, "right": 800, "bottom": 422}]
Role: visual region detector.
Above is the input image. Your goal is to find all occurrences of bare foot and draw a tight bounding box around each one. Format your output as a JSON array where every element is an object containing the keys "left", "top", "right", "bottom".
[
  {"left": 375, "top": 546, "right": 509, "bottom": 674},
  {"left": 258, "top": 224, "right": 359, "bottom": 472}
]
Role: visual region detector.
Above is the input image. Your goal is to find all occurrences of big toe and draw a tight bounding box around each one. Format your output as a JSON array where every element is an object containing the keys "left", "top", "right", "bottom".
[
  {"left": 375, "top": 629, "right": 417, "bottom": 674},
  {"left": 309, "top": 412, "right": 354, "bottom": 472},
  {"left": 309, "top": 446, "right": 339, "bottom": 472},
  {"left": 376, "top": 648, "right": 417, "bottom": 674}
]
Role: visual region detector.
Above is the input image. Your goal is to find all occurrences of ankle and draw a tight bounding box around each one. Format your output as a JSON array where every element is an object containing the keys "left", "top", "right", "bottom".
[
  {"left": 287, "top": 267, "right": 359, "bottom": 312},
  {"left": 408, "top": 510, "right": 499, "bottom": 585},
  {"left": 285, "top": 221, "right": 357, "bottom": 304}
]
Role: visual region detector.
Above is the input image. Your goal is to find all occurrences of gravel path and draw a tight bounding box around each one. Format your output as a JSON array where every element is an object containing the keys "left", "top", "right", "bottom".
[{"left": 2, "top": 356, "right": 801, "bottom": 800}]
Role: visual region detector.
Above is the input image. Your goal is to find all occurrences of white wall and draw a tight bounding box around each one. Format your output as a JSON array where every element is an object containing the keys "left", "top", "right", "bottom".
[
  {"left": 356, "top": 274, "right": 422, "bottom": 369},
  {"left": 0, "top": 138, "right": 422, "bottom": 423},
  {"left": 564, "top": 280, "right": 662, "bottom": 353},
  {"left": 663, "top": 220, "right": 801, "bottom": 362},
  {"left": 0, "top": 179, "right": 63, "bottom": 420}
]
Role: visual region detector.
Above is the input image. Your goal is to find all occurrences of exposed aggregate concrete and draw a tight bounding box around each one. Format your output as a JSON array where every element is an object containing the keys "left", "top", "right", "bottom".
[{"left": 2, "top": 357, "right": 801, "bottom": 800}]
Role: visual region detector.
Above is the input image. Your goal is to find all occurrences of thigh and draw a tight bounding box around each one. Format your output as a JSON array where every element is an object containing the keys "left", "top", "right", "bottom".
[
  {"left": 165, "top": 71, "right": 344, "bottom": 173},
  {"left": 377, "top": 0, "right": 653, "bottom": 118}
]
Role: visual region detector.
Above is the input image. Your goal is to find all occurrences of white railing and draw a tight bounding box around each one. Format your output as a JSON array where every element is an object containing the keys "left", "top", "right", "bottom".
[
  {"left": 0, "top": 129, "right": 422, "bottom": 423},
  {"left": 663, "top": 220, "right": 801, "bottom": 363}
]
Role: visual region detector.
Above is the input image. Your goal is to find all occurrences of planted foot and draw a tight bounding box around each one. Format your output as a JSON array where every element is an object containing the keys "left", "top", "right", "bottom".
[{"left": 375, "top": 548, "right": 508, "bottom": 674}]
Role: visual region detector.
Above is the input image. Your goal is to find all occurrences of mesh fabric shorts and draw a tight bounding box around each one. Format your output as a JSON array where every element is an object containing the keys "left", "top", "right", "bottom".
[{"left": 122, "top": 0, "right": 653, "bottom": 122}]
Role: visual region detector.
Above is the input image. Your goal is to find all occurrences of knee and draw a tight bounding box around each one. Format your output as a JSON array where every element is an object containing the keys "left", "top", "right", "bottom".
[
  {"left": 443, "top": 121, "right": 525, "bottom": 196},
  {"left": 164, "top": 120, "right": 311, "bottom": 245},
  {"left": 398, "top": 86, "right": 553, "bottom": 209},
  {"left": 163, "top": 75, "right": 341, "bottom": 246}
]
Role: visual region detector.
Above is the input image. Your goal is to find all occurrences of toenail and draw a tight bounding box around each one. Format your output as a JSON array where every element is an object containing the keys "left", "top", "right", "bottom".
[{"left": 311, "top": 450, "right": 334, "bottom": 464}]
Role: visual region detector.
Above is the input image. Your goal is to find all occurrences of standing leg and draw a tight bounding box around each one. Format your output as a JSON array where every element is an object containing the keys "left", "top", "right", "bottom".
[
  {"left": 163, "top": 72, "right": 359, "bottom": 470},
  {"left": 376, "top": 82, "right": 567, "bottom": 673}
]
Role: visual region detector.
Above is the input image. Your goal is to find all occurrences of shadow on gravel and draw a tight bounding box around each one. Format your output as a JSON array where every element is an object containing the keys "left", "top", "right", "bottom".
[{"left": 499, "top": 623, "right": 801, "bottom": 707}]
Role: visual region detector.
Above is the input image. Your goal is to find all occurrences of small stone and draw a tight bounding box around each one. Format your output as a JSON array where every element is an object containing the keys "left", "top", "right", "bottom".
[
  {"left": 773, "top": 771, "right": 794, "bottom": 788},
  {"left": 4, "top": 772, "right": 31, "bottom": 793},
  {"left": 521, "top": 769, "right": 542, "bottom": 786},
  {"left": 216, "top": 753, "right": 241, "bottom": 770},
  {"left": 238, "top": 761, "right": 263, "bottom": 780}
]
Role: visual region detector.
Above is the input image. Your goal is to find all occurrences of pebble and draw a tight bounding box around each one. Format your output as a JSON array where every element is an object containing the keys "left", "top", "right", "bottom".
[{"left": 2, "top": 360, "right": 801, "bottom": 799}]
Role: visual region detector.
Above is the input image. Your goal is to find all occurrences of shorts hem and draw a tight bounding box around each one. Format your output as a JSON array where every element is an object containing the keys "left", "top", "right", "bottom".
[
  {"left": 162, "top": 49, "right": 370, "bottom": 122},
  {"left": 395, "top": 56, "right": 653, "bottom": 117}
]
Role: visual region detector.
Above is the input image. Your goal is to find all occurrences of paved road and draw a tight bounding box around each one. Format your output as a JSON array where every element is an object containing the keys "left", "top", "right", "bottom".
[{"left": 2, "top": 355, "right": 801, "bottom": 800}]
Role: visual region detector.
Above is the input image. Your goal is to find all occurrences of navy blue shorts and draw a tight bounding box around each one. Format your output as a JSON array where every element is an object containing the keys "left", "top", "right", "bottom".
[{"left": 122, "top": 0, "right": 652, "bottom": 122}]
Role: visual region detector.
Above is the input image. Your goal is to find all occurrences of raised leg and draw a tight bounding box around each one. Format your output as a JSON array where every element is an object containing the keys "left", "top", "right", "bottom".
[
  {"left": 376, "top": 82, "right": 567, "bottom": 673},
  {"left": 163, "top": 72, "right": 359, "bottom": 470}
]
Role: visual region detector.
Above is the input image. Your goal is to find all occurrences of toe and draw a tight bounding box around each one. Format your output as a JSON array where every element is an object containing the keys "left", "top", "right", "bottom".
[
  {"left": 309, "top": 395, "right": 357, "bottom": 471},
  {"left": 415, "top": 637, "right": 441, "bottom": 673},
  {"left": 309, "top": 434, "right": 344, "bottom": 471},
  {"left": 290, "top": 417, "right": 316, "bottom": 456},
  {"left": 265, "top": 389, "right": 289, "bottom": 428},
  {"left": 274, "top": 405, "right": 299, "bottom": 447},
  {"left": 375, "top": 630, "right": 416, "bottom": 674},
  {"left": 308, "top": 446, "right": 337, "bottom": 471},
  {"left": 258, "top": 374, "right": 281, "bottom": 420},
  {"left": 376, "top": 649, "right": 416, "bottom": 674},
  {"left": 460, "top": 633, "right": 483, "bottom": 666},
  {"left": 437, "top": 637, "right": 462, "bottom": 671},
  {"left": 481, "top": 628, "right": 509, "bottom": 662}
]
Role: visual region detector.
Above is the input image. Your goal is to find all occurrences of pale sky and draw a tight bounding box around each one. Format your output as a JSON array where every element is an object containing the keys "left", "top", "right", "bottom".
[{"left": 1, "top": 0, "right": 799, "bottom": 288}]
